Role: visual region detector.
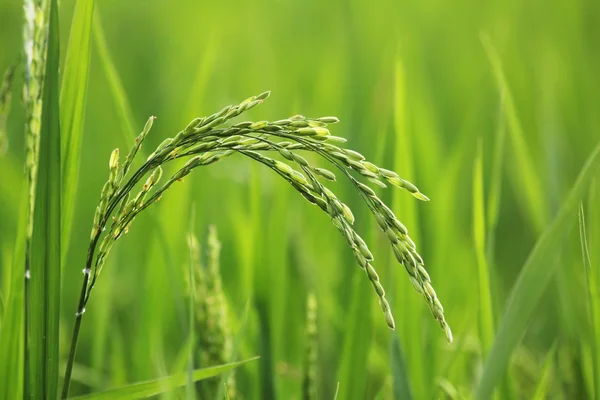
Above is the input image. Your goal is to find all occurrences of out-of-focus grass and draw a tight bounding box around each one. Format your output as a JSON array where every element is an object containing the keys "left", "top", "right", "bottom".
[{"left": 0, "top": 0, "right": 599, "bottom": 398}]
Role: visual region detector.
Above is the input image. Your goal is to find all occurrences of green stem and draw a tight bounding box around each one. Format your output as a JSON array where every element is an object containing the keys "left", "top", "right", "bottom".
[{"left": 61, "top": 236, "right": 99, "bottom": 399}]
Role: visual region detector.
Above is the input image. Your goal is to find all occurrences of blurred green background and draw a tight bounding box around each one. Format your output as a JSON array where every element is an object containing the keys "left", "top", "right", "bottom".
[{"left": 1, "top": 0, "right": 599, "bottom": 398}]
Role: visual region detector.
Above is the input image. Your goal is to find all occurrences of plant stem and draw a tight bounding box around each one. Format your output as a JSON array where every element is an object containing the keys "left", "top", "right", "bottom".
[
  {"left": 61, "top": 161, "right": 151, "bottom": 398},
  {"left": 61, "top": 238, "right": 98, "bottom": 399}
]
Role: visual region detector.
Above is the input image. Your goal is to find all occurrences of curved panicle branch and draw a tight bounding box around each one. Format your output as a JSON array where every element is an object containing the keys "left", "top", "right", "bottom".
[{"left": 61, "top": 91, "right": 452, "bottom": 399}]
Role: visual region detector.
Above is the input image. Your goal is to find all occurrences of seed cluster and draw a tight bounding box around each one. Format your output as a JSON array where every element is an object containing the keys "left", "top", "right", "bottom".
[
  {"left": 186, "top": 227, "right": 236, "bottom": 399},
  {"left": 84, "top": 92, "right": 452, "bottom": 342}
]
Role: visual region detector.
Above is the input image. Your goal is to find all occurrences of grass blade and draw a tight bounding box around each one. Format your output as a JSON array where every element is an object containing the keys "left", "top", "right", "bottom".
[
  {"left": 0, "top": 187, "right": 28, "bottom": 399},
  {"left": 92, "top": 11, "right": 137, "bottom": 143},
  {"left": 390, "top": 334, "right": 413, "bottom": 400},
  {"left": 60, "top": 0, "right": 95, "bottom": 258},
  {"left": 531, "top": 343, "right": 556, "bottom": 400},
  {"left": 474, "top": 143, "right": 600, "bottom": 400},
  {"left": 71, "top": 358, "right": 259, "bottom": 400},
  {"left": 580, "top": 196, "right": 600, "bottom": 400},
  {"left": 29, "top": 0, "right": 61, "bottom": 397},
  {"left": 336, "top": 273, "right": 372, "bottom": 400},
  {"left": 391, "top": 55, "right": 425, "bottom": 398},
  {"left": 481, "top": 33, "right": 547, "bottom": 231},
  {"left": 473, "top": 139, "right": 494, "bottom": 355}
]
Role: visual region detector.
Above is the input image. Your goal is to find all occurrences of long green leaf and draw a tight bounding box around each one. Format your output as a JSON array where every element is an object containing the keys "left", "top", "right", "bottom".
[
  {"left": 60, "top": 0, "right": 95, "bottom": 258},
  {"left": 531, "top": 343, "right": 556, "bottom": 400},
  {"left": 474, "top": 143, "right": 600, "bottom": 400},
  {"left": 580, "top": 196, "right": 600, "bottom": 400},
  {"left": 390, "top": 335, "right": 413, "bottom": 400},
  {"left": 29, "top": 0, "right": 61, "bottom": 397},
  {"left": 0, "top": 186, "right": 28, "bottom": 399},
  {"left": 92, "top": 11, "right": 137, "bottom": 143},
  {"left": 71, "top": 358, "right": 258, "bottom": 400},
  {"left": 481, "top": 33, "right": 547, "bottom": 231},
  {"left": 336, "top": 273, "right": 372, "bottom": 400},
  {"left": 473, "top": 139, "right": 494, "bottom": 355}
]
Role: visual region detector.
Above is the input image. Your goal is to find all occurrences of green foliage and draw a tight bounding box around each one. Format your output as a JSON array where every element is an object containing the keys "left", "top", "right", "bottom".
[
  {"left": 0, "top": 0, "right": 599, "bottom": 398},
  {"left": 60, "top": 0, "right": 95, "bottom": 257},
  {"left": 28, "top": 0, "right": 61, "bottom": 398}
]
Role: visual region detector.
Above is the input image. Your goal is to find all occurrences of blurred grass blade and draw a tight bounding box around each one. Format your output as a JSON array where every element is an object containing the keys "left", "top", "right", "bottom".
[
  {"left": 92, "top": 11, "right": 137, "bottom": 143},
  {"left": 336, "top": 272, "right": 372, "bottom": 400},
  {"left": 473, "top": 139, "right": 494, "bottom": 355},
  {"left": 71, "top": 358, "right": 259, "bottom": 400},
  {"left": 531, "top": 343, "right": 556, "bottom": 400},
  {"left": 481, "top": 33, "right": 547, "bottom": 231},
  {"left": 29, "top": 0, "right": 61, "bottom": 397},
  {"left": 474, "top": 143, "right": 600, "bottom": 400},
  {"left": 60, "top": 0, "right": 95, "bottom": 258},
  {"left": 580, "top": 198, "right": 600, "bottom": 400},
  {"left": 0, "top": 187, "right": 28, "bottom": 399},
  {"left": 390, "top": 335, "right": 413, "bottom": 400},
  {"left": 486, "top": 93, "right": 506, "bottom": 239},
  {"left": 391, "top": 55, "right": 425, "bottom": 398}
]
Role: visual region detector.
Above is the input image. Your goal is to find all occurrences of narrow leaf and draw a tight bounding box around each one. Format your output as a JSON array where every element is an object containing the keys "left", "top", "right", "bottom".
[
  {"left": 531, "top": 343, "right": 556, "bottom": 400},
  {"left": 0, "top": 187, "right": 28, "bottom": 399},
  {"left": 390, "top": 335, "right": 413, "bottom": 400},
  {"left": 473, "top": 139, "right": 494, "bottom": 355},
  {"left": 29, "top": 0, "right": 62, "bottom": 397},
  {"left": 71, "top": 358, "right": 259, "bottom": 400},
  {"left": 481, "top": 33, "right": 547, "bottom": 231},
  {"left": 60, "top": 0, "right": 95, "bottom": 258},
  {"left": 474, "top": 143, "right": 600, "bottom": 399}
]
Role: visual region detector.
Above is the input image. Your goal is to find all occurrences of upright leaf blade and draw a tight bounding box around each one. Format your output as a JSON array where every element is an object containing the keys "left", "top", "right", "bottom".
[
  {"left": 29, "top": 0, "right": 61, "bottom": 397},
  {"left": 473, "top": 140, "right": 494, "bottom": 356},
  {"left": 390, "top": 335, "right": 413, "bottom": 400},
  {"left": 60, "top": 0, "right": 95, "bottom": 258},
  {"left": 0, "top": 187, "right": 28, "bottom": 400},
  {"left": 474, "top": 143, "right": 600, "bottom": 400}
]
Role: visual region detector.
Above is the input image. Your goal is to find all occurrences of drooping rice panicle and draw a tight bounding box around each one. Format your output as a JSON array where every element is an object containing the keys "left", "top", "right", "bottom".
[{"left": 64, "top": 90, "right": 452, "bottom": 398}]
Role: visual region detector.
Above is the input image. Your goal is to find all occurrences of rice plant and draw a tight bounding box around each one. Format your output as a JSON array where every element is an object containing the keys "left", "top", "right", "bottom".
[{"left": 61, "top": 91, "right": 451, "bottom": 397}]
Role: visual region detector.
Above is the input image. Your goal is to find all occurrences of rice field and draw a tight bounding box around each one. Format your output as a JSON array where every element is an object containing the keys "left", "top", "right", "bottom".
[{"left": 0, "top": 0, "right": 599, "bottom": 398}]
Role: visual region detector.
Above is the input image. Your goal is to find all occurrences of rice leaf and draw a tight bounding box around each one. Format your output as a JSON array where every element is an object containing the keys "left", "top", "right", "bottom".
[
  {"left": 474, "top": 143, "right": 600, "bottom": 400},
  {"left": 60, "top": 0, "right": 95, "bottom": 258},
  {"left": 481, "top": 33, "right": 547, "bottom": 231},
  {"left": 0, "top": 187, "right": 28, "bottom": 400},
  {"left": 392, "top": 55, "right": 426, "bottom": 398},
  {"left": 580, "top": 194, "right": 600, "bottom": 400},
  {"left": 531, "top": 343, "right": 556, "bottom": 400},
  {"left": 336, "top": 273, "right": 372, "bottom": 400},
  {"left": 390, "top": 335, "right": 413, "bottom": 400},
  {"left": 473, "top": 139, "right": 494, "bottom": 355},
  {"left": 70, "top": 358, "right": 258, "bottom": 400},
  {"left": 28, "top": 0, "right": 61, "bottom": 397},
  {"left": 92, "top": 11, "right": 137, "bottom": 144}
]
